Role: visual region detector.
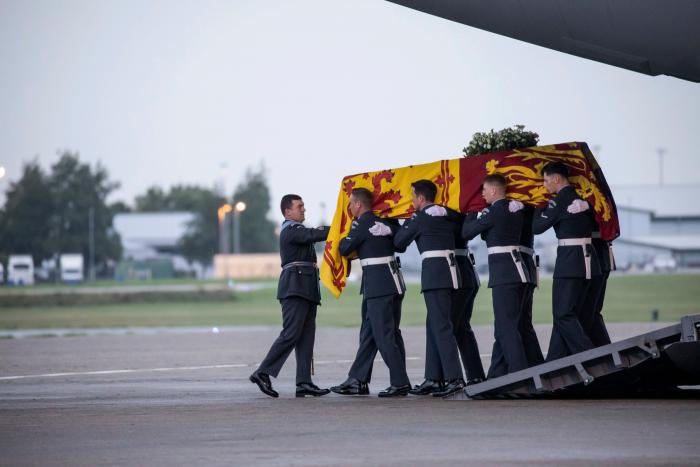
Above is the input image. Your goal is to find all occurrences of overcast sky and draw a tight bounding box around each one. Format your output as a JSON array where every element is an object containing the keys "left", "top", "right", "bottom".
[{"left": 1, "top": 0, "right": 699, "bottom": 225}]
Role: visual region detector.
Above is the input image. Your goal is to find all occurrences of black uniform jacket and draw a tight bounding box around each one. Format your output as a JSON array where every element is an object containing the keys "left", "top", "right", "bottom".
[
  {"left": 447, "top": 208, "right": 479, "bottom": 290},
  {"left": 276, "top": 220, "right": 330, "bottom": 304},
  {"left": 532, "top": 185, "right": 601, "bottom": 279},
  {"left": 339, "top": 211, "right": 406, "bottom": 299},
  {"left": 462, "top": 198, "right": 528, "bottom": 288},
  {"left": 394, "top": 203, "right": 461, "bottom": 292}
]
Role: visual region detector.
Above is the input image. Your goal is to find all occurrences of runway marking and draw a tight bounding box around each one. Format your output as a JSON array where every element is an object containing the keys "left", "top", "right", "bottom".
[{"left": 0, "top": 355, "right": 493, "bottom": 381}]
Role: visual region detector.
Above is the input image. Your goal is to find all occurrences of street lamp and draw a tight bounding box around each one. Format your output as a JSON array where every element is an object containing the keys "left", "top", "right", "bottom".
[
  {"left": 218, "top": 203, "right": 232, "bottom": 254},
  {"left": 233, "top": 201, "right": 246, "bottom": 254}
]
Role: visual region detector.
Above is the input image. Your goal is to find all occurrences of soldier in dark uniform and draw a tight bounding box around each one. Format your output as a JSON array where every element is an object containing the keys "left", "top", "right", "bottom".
[
  {"left": 570, "top": 204, "right": 613, "bottom": 347},
  {"left": 588, "top": 227, "right": 614, "bottom": 346},
  {"left": 394, "top": 180, "right": 465, "bottom": 398},
  {"left": 462, "top": 174, "right": 530, "bottom": 378},
  {"left": 448, "top": 208, "right": 486, "bottom": 384},
  {"left": 517, "top": 204, "right": 545, "bottom": 366},
  {"left": 533, "top": 162, "right": 599, "bottom": 360},
  {"left": 330, "top": 188, "right": 411, "bottom": 397},
  {"left": 250, "top": 194, "right": 331, "bottom": 398}
]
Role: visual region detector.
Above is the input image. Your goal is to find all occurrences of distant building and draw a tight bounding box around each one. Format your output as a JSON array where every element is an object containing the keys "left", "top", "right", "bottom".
[{"left": 113, "top": 212, "right": 206, "bottom": 278}]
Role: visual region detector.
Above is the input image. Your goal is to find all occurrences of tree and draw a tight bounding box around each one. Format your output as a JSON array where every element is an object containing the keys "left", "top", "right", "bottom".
[
  {"left": 232, "top": 164, "right": 277, "bottom": 253},
  {"left": 463, "top": 125, "right": 539, "bottom": 157},
  {"left": 0, "top": 160, "right": 54, "bottom": 265},
  {"left": 134, "top": 186, "right": 169, "bottom": 211},
  {"left": 175, "top": 188, "right": 226, "bottom": 265},
  {"left": 0, "top": 152, "right": 122, "bottom": 274},
  {"left": 46, "top": 152, "right": 122, "bottom": 271}
]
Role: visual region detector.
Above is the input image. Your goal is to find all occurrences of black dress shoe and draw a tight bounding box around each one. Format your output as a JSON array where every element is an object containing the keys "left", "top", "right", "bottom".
[
  {"left": 408, "top": 379, "right": 444, "bottom": 395},
  {"left": 296, "top": 382, "right": 331, "bottom": 398},
  {"left": 250, "top": 371, "right": 279, "bottom": 398},
  {"left": 378, "top": 384, "right": 411, "bottom": 398},
  {"left": 466, "top": 377, "right": 485, "bottom": 386},
  {"left": 432, "top": 378, "right": 465, "bottom": 398},
  {"left": 330, "top": 377, "right": 369, "bottom": 395}
]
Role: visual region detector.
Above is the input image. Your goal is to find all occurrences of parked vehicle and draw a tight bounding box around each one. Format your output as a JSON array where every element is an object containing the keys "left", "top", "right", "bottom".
[
  {"left": 8, "top": 255, "right": 34, "bottom": 286},
  {"left": 60, "top": 253, "right": 84, "bottom": 283}
]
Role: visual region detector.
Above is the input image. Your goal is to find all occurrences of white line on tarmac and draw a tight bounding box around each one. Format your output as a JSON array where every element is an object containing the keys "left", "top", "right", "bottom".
[{"left": 0, "top": 355, "right": 493, "bottom": 382}]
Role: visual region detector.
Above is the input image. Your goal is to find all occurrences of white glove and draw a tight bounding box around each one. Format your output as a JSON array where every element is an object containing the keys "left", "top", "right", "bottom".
[
  {"left": 424, "top": 205, "right": 447, "bottom": 217},
  {"left": 508, "top": 200, "right": 524, "bottom": 213},
  {"left": 567, "top": 199, "right": 590, "bottom": 214},
  {"left": 368, "top": 221, "right": 392, "bottom": 237}
]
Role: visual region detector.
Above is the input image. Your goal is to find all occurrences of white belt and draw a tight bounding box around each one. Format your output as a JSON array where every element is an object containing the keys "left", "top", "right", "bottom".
[
  {"left": 420, "top": 249, "right": 459, "bottom": 289},
  {"left": 558, "top": 238, "right": 592, "bottom": 247},
  {"left": 558, "top": 237, "right": 593, "bottom": 279},
  {"left": 487, "top": 245, "right": 527, "bottom": 284},
  {"left": 360, "top": 256, "right": 394, "bottom": 266},
  {"left": 359, "top": 256, "right": 404, "bottom": 294}
]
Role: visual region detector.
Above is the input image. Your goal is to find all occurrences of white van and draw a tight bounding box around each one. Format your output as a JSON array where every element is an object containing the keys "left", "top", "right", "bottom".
[
  {"left": 60, "top": 254, "right": 84, "bottom": 283},
  {"left": 8, "top": 255, "right": 34, "bottom": 286}
]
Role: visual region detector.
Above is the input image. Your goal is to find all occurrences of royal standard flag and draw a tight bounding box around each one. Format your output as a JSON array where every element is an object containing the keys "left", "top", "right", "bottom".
[{"left": 320, "top": 142, "right": 620, "bottom": 298}]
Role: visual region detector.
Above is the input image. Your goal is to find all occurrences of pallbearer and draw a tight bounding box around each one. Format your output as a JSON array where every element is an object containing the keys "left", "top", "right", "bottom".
[
  {"left": 517, "top": 204, "right": 545, "bottom": 366},
  {"left": 574, "top": 212, "right": 614, "bottom": 346},
  {"left": 462, "top": 174, "right": 529, "bottom": 378},
  {"left": 448, "top": 207, "right": 486, "bottom": 384},
  {"left": 532, "top": 163, "right": 599, "bottom": 360},
  {"left": 394, "top": 180, "right": 465, "bottom": 397},
  {"left": 330, "top": 188, "right": 411, "bottom": 397}
]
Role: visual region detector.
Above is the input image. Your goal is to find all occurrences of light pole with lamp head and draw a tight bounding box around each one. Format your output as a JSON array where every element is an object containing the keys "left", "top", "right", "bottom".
[
  {"left": 218, "top": 203, "right": 232, "bottom": 254},
  {"left": 233, "top": 201, "right": 246, "bottom": 254}
]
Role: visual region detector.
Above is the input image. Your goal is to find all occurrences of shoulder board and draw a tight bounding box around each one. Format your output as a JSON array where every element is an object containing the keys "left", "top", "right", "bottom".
[{"left": 281, "top": 220, "right": 302, "bottom": 231}]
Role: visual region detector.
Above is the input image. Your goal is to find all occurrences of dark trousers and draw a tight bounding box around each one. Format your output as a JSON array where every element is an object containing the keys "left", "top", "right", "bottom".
[
  {"left": 450, "top": 286, "right": 486, "bottom": 381},
  {"left": 423, "top": 289, "right": 463, "bottom": 382},
  {"left": 546, "top": 278, "right": 594, "bottom": 361},
  {"left": 580, "top": 272, "right": 612, "bottom": 347},
  {"left": 257, "top": 297, "right": 317, "bottom": 384},
  {"left": 519, "top": 284, "right": 545, "bottom": 366},
  {"left": 349, "top": 295, "right": 406, "bottom": 383},
  {"left": 347, "top": 294, "right": 409, "bottom": 387},
  {"left": 487, "top": 284, "right": 529, "bottom": 378}
]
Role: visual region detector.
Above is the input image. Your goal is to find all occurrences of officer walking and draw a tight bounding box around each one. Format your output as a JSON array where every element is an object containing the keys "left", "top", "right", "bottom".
[
  {"left": 532, "top": 162, "right": 599, "bottom": 360},
  {"left": 462, "top": 174, "right": 530, "bottom": 378},
  {"left": 250, "top": 194, "right": 331, "bottom": 398},
  {"left": 330, "top": 188, "right": 411, "bottom": 397},
  {"left": 394, "top": 179, "right": 465, "bottom": 397}
]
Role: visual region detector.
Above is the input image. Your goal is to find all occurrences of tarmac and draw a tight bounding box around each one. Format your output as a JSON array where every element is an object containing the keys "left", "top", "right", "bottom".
[{"left": 1, "top": 323, "right": 699, "bottom": 466}]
